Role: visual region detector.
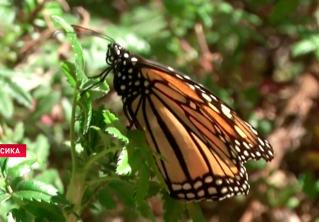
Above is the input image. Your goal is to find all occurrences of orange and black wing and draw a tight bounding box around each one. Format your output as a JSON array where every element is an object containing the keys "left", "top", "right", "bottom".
[{"left": 122, "top": 60, "right": 273, "bottom": 201}]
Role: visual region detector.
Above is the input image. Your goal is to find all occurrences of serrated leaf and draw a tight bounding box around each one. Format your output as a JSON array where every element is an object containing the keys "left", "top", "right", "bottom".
[
  {"left": 103, "top": 110, "right": 118, "bottom": 124},
  {"left": 105, "top": 127, "right": 129, "bottom": 144},
  {"left": 116, "top": 147, "right": 131, "bottom": 175},
  {"left": 13, "top": 190, "right": 53, "bottom": 203},
  {"left": 12, "top": 180, "right": 66, "bottom": 206},
  {"left": 15, "top": 180, "right": 58, "bottom": 196},
  {"left": 0, "top": 88, "right": 13, "bottom": 118}
]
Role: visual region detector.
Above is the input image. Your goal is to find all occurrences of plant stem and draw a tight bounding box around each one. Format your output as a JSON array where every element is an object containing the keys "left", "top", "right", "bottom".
[{"left": 64, "top": 86, "right": 86, "bottom": 222}]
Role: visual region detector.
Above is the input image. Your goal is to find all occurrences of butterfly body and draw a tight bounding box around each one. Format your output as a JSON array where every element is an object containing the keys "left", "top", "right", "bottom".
[{"left": 105, "top": 41, "right": 274, "bottom": 201}]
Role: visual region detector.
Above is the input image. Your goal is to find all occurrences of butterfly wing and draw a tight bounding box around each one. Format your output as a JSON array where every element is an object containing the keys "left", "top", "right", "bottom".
[
  {"left": 122, "top": 59, "right": 273, "bottom": 201},
  {"left": 141, "top": 60, "right": 274, "bottom": 163}
]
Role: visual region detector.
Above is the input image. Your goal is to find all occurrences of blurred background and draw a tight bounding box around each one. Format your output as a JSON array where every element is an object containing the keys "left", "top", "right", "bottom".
[{"left": 0, "top": 0, "right": 319, "bottom": 221}]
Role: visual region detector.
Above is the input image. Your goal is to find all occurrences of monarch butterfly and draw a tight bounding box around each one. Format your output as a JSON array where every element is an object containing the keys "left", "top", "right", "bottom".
[{"left": 73, "top": 26, "right": 274, "bottom": 201}]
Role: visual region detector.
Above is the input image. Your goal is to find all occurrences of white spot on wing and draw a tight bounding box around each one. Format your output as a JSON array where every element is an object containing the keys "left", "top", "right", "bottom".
[
  {"left": 172, "top": 184, "right": 182, "bottom": 191},
  {"left": 258, "top": 138, "right": 265, "bottom": 146},
  {"left": 197, "top": 190, "right": 205, "bottom": 197},
  {"left": 215, "top": 179, "right": 222, "bottom": 185},
  {"left": 221, "top": 187, "right": 228, "bottom": 194},
  {"left": 194, "top": 181, "right": 202, "bottom": 189},
  {"left": 205, "top": 176, "right": 213, "bottom": 183},
  {"left": 183, "top": 183, "right": 192, "bottom": 190},
  {"left": 186, "top": 193, "right": 195, "bottom": 198},
  {"left": 202, "top": 93, "right": 212, "bottom": 102},
  {"left": 221, "top": 104, "right": 232, "bottom": 119}
]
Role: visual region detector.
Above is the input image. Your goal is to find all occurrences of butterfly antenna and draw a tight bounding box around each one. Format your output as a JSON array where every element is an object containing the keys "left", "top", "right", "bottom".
[{"left": 71, "top": 25, "right": 115, "bottom": 43}]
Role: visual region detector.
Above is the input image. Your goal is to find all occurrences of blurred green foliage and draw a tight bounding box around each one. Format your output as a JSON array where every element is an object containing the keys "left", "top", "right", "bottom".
[{"left": 0, "top": 0, "right": 319, "bottom": 221}]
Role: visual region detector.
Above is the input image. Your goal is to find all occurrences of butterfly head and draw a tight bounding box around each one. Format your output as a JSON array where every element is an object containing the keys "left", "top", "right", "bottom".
[
  {"left": 106, "top": 42, "right": 144, "bottom": 98},
  {"left": 106, "top": 42, "right": 123, "bottom": 65}
]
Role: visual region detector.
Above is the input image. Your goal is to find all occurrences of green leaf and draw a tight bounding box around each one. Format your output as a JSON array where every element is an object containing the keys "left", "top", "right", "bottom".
[
  {"left": 12, "top": 122, "right": 24, "bottom": 142},
  {"left": 105, "top": 127, "right": 129, "bottom": 144},
  {"left": 0, "top": 88, "right": 13, "bottom": 118},
  {"left": 0, "top": 158, "right": 8, "bottom": 176},
  {"left": 33, "top": 135, "right": 50, "bottom": 169},
  {"left": 268, "top": 0, "right": 299, "bottom": 24},
  {"left": 137, "top": 201, "right": 155, "bottom": 221},
  {"left": 15, "top": 180, "right": 58, "bottom": 196},
  {"left": 127, "top": 130, "right": 167, "bottom": 191},
  {"left": 292, "top": 34, "right": 319, "bottom": 57},
  {"left": 7, "top": 159, "right": 34, "bottom": 178},
  {"left": 51, "top": 15, "right": 73, "bottom": 34},
  {"left": 286, "top": 197, "right": 300, "bottom": 209},
  {"left": 186, "top": 203, "right": 206, "bottom": 222},
  {"left": 9, "top": 208, "right": 34, "bottom": 222},
  {"left": 108, "top": 180, "right": 135, "bottom": 207},
  {"left": 13, "top": 190, "right": 54, "bottom": 203},
  {"left": 97, "top": 187, "right": 116, "bottom": 209},
  {"left": 62, "top": 99, "right": 72, "bottom": 123},
  {"left": 163, "top": 195, "right": 184, "bottom": 222},
  {"left": 0, "top": 71, "right": 33, "bottom": 108},
  {"left": 103, "top": 110, "right": 118, "bottom": 125},
  {"left": 79, "top": 93, "right": 93, "bottom": 134},
  {"left": 35, "top": 169, "right": 64, "bottom": 194},
  {"left": 12, "top": 201, "right": 65, "bottom": 222},
  {"left": 60, "top": 61, "right": 76, "bottom": 88},
  {"left": 12, "top": 180, "right": 65, "bottom": 205},
  {"left": 300, "top": 172, "right": 319, "bottom": 199},
  {"left": 116, "top": 147, "right": 132, "bottom": 175},
  {"left": 52, "top": 16, "right": 86, "bottom": 81},
  {"left": 0, "top": 192, "right": 11, "bottom": 204},
  {"left": 134, "top": 161, "right": 149, "bottom": 202}
]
